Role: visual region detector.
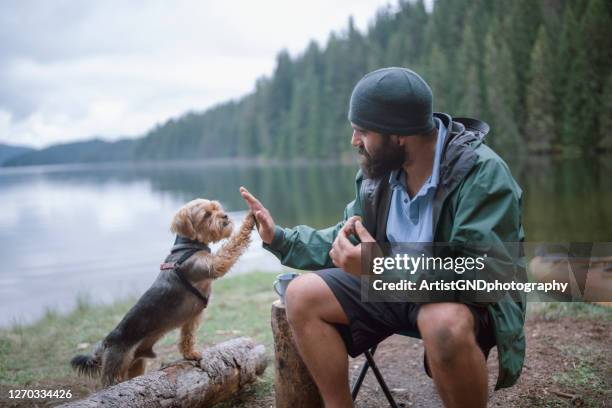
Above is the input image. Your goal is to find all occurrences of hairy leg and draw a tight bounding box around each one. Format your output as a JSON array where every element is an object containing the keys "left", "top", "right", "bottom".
[
  {"left": 285, "top": 273, "right": 353, "bottom": 408},
  {"left": 101, "top": 344, "right": 132, "bottom": 386},
  {"left": 127, "top": 357, "right": 147, "bottom": 379},
  {"left": 179, "top": 313, "right": 203, "bottom": 360},
  {"left": 417, "top": 303, "right": 488, "bottom": 408}
]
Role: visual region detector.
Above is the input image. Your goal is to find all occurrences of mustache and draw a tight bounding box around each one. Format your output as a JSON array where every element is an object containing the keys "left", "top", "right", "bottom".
[{"left": 357, "top": 142, "right": 405, "bottom": 179}]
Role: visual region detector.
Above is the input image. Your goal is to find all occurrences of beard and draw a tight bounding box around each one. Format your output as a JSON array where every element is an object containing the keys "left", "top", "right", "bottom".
[{"left": 358, "top": 138, "right": 406, "bottom": 179}]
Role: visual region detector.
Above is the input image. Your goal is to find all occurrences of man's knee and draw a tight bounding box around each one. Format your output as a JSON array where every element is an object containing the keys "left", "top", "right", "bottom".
[
  {"left": 285, "top": 272, "right": 348, "bottom": 327},
  {"left": 417, "top": 303, "right": 478, "bottom": 365},
  {"left": 285, "top": 273, "right": 323, "bottom": 325}
]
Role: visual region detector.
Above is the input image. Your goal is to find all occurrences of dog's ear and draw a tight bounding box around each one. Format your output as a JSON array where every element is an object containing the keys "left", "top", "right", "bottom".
[{"left": 170, "top": 207, "right": 196, "bottom": 239}]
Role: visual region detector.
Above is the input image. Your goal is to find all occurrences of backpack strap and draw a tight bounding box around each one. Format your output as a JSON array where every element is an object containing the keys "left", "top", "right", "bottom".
[{"left": 359, "top": 175, "right": 392, "bottom": 242}]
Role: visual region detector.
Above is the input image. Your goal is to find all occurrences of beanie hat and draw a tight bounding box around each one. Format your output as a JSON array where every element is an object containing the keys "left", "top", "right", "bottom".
[{"left": 348, "top": 67, "right": 435, "bottom": 136}]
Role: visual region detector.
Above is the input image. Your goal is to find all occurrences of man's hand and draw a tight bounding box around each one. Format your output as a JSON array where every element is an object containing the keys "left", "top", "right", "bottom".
[
  {"left": 329, "top": 216, "right": 375, "bottom": 276},
  {"left": 239, "top": 186, "right": 276, "bottom": 244}
]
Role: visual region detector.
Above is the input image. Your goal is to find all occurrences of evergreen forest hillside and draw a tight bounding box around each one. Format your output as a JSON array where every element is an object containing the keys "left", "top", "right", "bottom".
[{"left": 5, "top": 0, "right": 611, "bottom": 166}]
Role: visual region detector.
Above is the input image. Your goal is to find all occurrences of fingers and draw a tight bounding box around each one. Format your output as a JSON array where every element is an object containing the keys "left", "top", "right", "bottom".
[
  {"left": 330, "top": 230, "right": 362, "bottom": 274},
  {"left": 330, "top": 228, "right": 354, "bottom": 264},
  {"left": 239, "top": 187, "right": 276, "bottom": 244},
  {"left": 335, "top": 229, "right": 353, "bottom": 251},
  {"left": 254, "top": 210, "right": 272, "bottom": 229},
  {"left": 340, "top": 216, "right": 362, "bottom": 236},
  {"left": 239, "top": 186, "right": 264, "bottom": 211},
  {"left": 354, "top": 220, "right": 375, "bottom": 243}
]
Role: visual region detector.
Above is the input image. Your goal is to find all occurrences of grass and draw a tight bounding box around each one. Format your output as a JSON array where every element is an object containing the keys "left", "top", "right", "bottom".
[
  {"left": 551, "top": 349, "right": 611, "bottom": 406},
  {"left": 1, "top": 276, "right": 610, "bottom": 407},
  {"left": 528, "top": 301, "right": 612, "bottom": 322},
  {"left": 528, "top": 302, "right": 611, "bottom": 407},
  {"left": 0, "top": 272, "right": 278, "bottom": 392}
]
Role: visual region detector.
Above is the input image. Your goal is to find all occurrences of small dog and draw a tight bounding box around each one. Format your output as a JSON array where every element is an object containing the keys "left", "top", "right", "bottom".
[{"left": 71, "top": 199, "right": 255, "bottom": 386}]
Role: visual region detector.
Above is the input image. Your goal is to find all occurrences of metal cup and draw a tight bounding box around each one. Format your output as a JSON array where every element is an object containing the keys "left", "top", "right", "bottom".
[{"left": 273, "top": 272, "right": 300, "bottom": 304}]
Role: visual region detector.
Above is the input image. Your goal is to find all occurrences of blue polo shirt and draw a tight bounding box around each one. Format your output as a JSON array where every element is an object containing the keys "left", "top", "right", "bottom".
[{"left": 386, "top": 117, "right": 446, "bottom": 243}]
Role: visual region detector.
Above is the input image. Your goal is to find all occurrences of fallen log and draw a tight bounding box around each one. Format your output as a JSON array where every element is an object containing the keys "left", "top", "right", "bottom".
[{"left": 59, "top": 337, "right": 267, "bottom": 408}]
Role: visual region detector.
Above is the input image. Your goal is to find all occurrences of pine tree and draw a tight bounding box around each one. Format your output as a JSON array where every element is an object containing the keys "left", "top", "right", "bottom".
[
  {"left": 525, "top": 26, "right": 555, "bottom": 153},
  {"left": 458, "top": 65, "right": 483, "bottom": 118},
  {"left": 287, "top": 78, "right": 306, "bottom": 158},
  {"left": 553, "top": 5, "right": 578, "bottom": 139},
  {"left": 254, "top": 78, "right": 273, "bottom": 158},
  {"left": 456, "top": 25, "right": 483, "bottom": 117},
  {"left": 425, "top": 44, "right": 450, "bottom": 112},
  {"left": 384, "top": 31, "right": 407, "bottom": 67},
  {"left": 560, "top": 0, "right": 603, "bottom": 155},
  {"left": 483, "top": 24, "right": 522, "bottom": 155},
  {"left": 580, "top": 0, "right": 612, "bottom": 149},
  {"left": 598, "top": 73, "right": 612, "bottom": 151},
  {"left": 127, "top": 0, "right": 610, "bottom": 161},
  {"left": 505, "top": 0, "right": 542, "bottom": 131},
  {"left": 403, "top": 0, "right": 429, "bottom": 67},
  {"left": 305, "top": 76, "right": 322, "bottom": 158},
  {"left": 322, "top": 32, "right": 353, "bottom": 157}
]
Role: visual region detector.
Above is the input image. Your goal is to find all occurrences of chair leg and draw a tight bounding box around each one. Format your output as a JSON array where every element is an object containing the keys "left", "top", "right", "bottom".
[
  {"left": 364, "top": 350, "right": 399, "bottom": 408},
  {"left": 351, "top": 345, "right": 377, "bottom": 400},
  {"left": 351, "top": 345, "right": 398, "bottom": 408}
]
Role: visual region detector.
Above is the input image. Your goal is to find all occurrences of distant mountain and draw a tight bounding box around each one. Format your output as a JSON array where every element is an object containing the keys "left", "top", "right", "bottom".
[
  {"left": 0, "top": 143, "right": 35, "bottom": 165},
  {"left": 2, "top": 138, "right": 136, "bottom": 167}
]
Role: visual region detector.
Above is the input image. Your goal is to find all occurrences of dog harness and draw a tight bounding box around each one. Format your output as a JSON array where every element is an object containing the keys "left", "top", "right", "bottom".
[{"left": 160, "top": 235, "right": 211, "bottom": 307}]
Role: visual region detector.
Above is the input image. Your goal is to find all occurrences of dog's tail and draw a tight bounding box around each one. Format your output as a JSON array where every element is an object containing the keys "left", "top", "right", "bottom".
[{"left": 70, "top": 341, "right": 103, "bottom": 378}]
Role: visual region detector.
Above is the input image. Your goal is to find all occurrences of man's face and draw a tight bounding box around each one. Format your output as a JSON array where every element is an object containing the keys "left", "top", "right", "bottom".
[{"left": 351, "top": 123, "right": 405, "bottom": 179}]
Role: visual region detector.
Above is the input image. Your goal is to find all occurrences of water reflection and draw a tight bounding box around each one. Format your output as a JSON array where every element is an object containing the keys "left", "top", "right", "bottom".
[
  {"left": 512, "top": 156, "right": 612, "bottom": 242},
  {"left": 0, "top": 162, "right": 357, "bottom": 326},
  {"left": 0, "top": 157, "right": 610, "bottom": 325}
]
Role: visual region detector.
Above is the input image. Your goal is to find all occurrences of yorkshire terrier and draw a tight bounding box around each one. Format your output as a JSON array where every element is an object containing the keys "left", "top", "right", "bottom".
[{"left": 71, "top": 199, "right": 255, "bottom": 386}]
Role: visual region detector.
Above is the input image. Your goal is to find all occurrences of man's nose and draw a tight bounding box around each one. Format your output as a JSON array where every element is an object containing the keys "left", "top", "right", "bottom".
[{"left": 351, "top": 130, "right": 362, "bottom": 147}]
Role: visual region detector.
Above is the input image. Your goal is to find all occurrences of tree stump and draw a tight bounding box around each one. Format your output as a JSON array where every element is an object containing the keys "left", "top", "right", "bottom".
[
  {"left": 271, "top": 300, "right": 324, "bottom": 408},
  {"left": 59, "top": 337, "right": 267, "bottom": 408}
]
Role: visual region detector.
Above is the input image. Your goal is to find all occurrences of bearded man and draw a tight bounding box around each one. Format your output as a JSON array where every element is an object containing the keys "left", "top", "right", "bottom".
[{"left": 241, "top": 67, "right": 525, "bottom": 408}]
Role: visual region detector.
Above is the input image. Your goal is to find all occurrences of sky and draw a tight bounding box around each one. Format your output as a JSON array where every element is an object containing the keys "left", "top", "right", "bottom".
[{"left": 0, "top": 0, "right": 403, "bottom": 148}]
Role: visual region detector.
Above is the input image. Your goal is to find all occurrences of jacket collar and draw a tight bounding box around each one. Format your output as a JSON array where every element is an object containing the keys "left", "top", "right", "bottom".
[{"left": 431, "top": 113, "right": 486, "bottom": 238}]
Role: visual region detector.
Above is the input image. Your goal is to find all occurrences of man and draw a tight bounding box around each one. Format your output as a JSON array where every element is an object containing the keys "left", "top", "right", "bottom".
[{"left": 240, "top": 67, "right": 525, "bottom": 408}]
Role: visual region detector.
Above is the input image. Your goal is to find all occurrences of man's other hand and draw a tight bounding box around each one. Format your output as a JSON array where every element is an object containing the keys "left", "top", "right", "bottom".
[
  {"left": 330, "top": 217, "right": 375, "bottom": 276},
  {"left": 239, "top": 186, "right": 276, "bottom": 244}
]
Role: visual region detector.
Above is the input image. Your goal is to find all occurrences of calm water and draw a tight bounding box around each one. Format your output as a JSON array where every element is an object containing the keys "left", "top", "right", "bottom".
[{"left": 1, "top": 157, "right": 611, "bottom": 326}]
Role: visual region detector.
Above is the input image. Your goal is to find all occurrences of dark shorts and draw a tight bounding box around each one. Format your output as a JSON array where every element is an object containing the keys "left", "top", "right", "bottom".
[{"left": 316, "top": 268, "right": 497, "bottom": 375}]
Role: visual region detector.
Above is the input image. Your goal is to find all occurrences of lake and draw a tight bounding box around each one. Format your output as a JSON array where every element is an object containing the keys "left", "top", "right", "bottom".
[{"left": 1, "top": 157, "right": 611, "bottom": 326}]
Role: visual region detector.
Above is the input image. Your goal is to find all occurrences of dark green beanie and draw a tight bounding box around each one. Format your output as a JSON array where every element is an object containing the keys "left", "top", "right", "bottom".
[{"left": 348, "top": 67, "right": 435, "bottom": 135}]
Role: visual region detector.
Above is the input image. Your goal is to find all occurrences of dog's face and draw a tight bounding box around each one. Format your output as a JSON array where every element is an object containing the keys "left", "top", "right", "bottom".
[{"left": 170, "top": 199, "right": 233, "bottom": 243}]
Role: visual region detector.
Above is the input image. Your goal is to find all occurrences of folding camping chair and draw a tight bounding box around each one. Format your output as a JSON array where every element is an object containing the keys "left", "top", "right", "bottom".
[
  {"left": 350, "top": 326, "right": 422, "bottom": 407},
  {"left": 351, "top": 344, "right": 399, "bottom": 408}
]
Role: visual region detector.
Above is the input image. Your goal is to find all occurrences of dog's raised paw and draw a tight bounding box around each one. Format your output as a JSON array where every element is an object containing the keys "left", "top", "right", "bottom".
[{"left": 243, "top": 212, "right": 256, "bottom": 229}]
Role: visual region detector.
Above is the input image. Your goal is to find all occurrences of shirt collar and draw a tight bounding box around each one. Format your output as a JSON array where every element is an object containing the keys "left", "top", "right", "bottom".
[{"left": 388, "top": 117, "right": 447, "bottom": 190}]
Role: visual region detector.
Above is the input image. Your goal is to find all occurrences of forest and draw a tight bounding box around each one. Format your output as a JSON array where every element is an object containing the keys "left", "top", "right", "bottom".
[{"left": 5, "top": 0, "right": 612, "bottom": 166}]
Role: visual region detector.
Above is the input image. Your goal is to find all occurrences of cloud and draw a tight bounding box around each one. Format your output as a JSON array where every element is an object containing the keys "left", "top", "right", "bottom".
[{"left": 0, "top": 0, "right": 393, "bottom": 148}]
